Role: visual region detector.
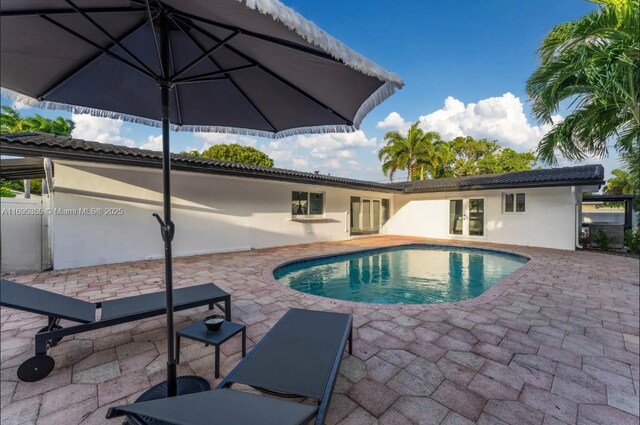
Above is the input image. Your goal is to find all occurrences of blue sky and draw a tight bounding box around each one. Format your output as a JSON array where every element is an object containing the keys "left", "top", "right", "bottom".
[{"left": 1, "top": 0, "right": 622, "bottom": 182}]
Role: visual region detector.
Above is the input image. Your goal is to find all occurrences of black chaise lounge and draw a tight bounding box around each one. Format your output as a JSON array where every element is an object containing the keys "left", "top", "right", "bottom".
[
  {"left": 107, "top": 308, "right": 353, "bottom": 425},
  {"left": 0, "top": 279, "right": 230, "bottom": 382}
]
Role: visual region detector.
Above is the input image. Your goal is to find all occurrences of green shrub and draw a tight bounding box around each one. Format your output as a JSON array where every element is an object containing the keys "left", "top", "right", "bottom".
[
  {"left": 624, "top": 227, "right": 640, "bottom": 254},
  {"left": 0, "top": 187, "right": 16, "bottom": 198},
  {"left": 594, "top": 230, "right": 612, "bottom": 251}
]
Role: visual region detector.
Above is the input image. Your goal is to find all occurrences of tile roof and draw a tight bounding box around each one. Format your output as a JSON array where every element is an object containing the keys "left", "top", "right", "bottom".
[
  {"left": 0, "top": 133, "right": 605, "bottom": 193},
  {"left": 0, "top": 133, "right": 398, "bottom": 192},
  {"left": 391, "top": 165, "right": 605, "bottom": 193}
]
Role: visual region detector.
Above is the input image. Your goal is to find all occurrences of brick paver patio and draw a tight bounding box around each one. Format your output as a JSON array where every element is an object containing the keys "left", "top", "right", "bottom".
[{"left": 1, "top": 236, "right": 638, "bottom": 425}]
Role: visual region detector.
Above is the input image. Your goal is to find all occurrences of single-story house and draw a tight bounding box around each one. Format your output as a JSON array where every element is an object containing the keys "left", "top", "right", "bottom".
[{"left": 0, "top": 133, "right": 604, "bottom": 272}]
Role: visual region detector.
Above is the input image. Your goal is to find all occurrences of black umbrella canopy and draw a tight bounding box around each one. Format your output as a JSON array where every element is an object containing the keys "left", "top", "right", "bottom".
[
  {"left": 0, "top": 0, "right": 402, "bottom": 404},
  {"left": 1, "top": 0, "right": 403, "bottom": 137}
]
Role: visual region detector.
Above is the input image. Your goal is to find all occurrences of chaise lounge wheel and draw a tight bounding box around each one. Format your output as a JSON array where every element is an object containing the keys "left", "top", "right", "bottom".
[
  {"left": 17, "top": 355, "right": 55, "bottom": 382},
  {"left": 37, "top": 325, "right": 64, "bottom": 345}
]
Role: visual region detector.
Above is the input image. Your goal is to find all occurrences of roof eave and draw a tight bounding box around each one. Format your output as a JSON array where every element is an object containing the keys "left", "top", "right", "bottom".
[
  {"left": 403, "top": 179, "right": 605, "bottom": 194},
  {"left": 0, "top": 141, "right": 402, "bottom": 194}
]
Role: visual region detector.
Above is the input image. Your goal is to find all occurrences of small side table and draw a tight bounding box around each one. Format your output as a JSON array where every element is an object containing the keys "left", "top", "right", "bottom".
[{"left": 176, "top": 320, "right": 246, "bottom": 379}]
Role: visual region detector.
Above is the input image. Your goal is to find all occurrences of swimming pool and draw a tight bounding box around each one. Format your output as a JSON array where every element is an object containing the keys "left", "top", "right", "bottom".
[{"left": 274, "top": 245, "right": 528, "bottom": 304}]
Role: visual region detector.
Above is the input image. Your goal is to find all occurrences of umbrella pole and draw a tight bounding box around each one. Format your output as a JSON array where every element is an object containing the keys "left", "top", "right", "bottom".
[
  {"left": 159, "top": 9, "right": 177, "bottom": 398},
  {"left": 131, "top": 11, "right": 211, "bottom": 412}
]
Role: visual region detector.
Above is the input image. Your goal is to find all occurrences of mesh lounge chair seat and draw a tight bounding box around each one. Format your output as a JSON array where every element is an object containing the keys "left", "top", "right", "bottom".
[
  {"left": 107, "top": 308, "right": 353, "bottom": 425},
  {"left": 0, "top": 279, "right": 231, "bottom": 382},
  {"left": 109, "top": 389, "right": 318, "bottom": 425}
]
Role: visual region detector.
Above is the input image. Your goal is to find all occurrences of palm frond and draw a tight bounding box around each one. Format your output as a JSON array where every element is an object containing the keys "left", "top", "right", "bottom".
[{"left": 528, "top": 0, "right": 639, "bottom": 164}]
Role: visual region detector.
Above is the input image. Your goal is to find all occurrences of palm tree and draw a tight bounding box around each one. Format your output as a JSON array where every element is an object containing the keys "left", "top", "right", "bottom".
[
  {"left": 378, "top": 122, "right": 435, "bottom": 182},
  {"left": 0, "top": 106, "right": 75, "bottom": 136},
  {"left": 605, "top": 168, "right": 633, "bottom": 194},
  {"left": 50, "top": 116, "right": 75, "bottom": 136},
  {"left": 429, "top": 140, "right": 456, "bottom": 178},
  {"left": 25, "top": 114, "right": 75, "bottom": 136},
  {"left": 622, "top": 146, "right": 640, "bottom": 209},
  {"left": 378, "top": 148, "right": 402, "bottom": 182},
  {"left": 526, "top": 0, "right": 639, "bottom": 164},
  {"left": 413, "top": 131, "right": 447, "bottom": 180},
  {"left": 0, "top": 105, "right": 29, "bottom": 133}
]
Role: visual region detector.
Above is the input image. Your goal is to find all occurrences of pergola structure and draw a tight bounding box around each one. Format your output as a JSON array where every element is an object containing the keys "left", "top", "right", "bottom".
[
  {"left": 582, "top": 194, "right": 638, "bottom": 232},
  {"left": 0, "top": 158, "right": 47, "bottom": 180}
]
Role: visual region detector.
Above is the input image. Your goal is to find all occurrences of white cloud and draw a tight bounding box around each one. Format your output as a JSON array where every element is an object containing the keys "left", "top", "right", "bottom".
[
  {"left": 336, "top": 149, "right": 354, "bottom": 158},
  {"left": 140, "top": 135, "right": 163, "bottom": 151},
  {"left": 193, "top": 132, "right": 257, "bottom": 147},
  {"left": 417, "top": 93, "right": 560, "bottom": 149},
  {"left": 310, "top": 148, "right": 328, "bottom": 159},
  {"left": 322, "top": 159, "right": 342, "bottom": 169},
  {"left": 376, "top": 111, "right": 409, "bottom": 132},
  {"left": 12, "top": 99, "right": 30, "bottom": 110},
  {"left": 291, "top": 157, "right": 309, "bottom": 168},
  {"left": 263, "top": 140, "right": 294, "bottom": 163},
  {"left": 183, "top": 132, "right": 260, "bottom": 155},
  {"left": 71, "top": 114, "right": 136, "bottom": 147},
  {"left": 292, "top": 130, "right": 376, "bottom": 162},
  {"left": 378, "top": 93, "right": 563, "bottom": 151},
  {"left": 259, "top": 130, "right": 378, "bottom": 174},
  {"left": 294, "top": 130, "right": 377, "bottom": 150}
]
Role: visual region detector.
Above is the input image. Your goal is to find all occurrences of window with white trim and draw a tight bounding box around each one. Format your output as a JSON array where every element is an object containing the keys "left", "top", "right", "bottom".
[
  {"left": 292, "top": 191, "right": 324, "bottom": 216},
  {"left": 504, "top": 193, "right": 525, "bottom": 213}
]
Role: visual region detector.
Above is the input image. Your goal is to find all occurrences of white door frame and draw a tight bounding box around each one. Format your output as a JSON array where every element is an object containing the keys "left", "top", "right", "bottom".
[
  {"left": 448, "top": 196, "right": 487, "bottom": 239},
  {"left": 351, "top": 197, "right": 384, "bottom": 234}
]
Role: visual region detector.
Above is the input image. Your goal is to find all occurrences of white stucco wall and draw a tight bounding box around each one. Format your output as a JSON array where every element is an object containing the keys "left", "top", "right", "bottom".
[
  {"left": 0, "top": 196, "right": 51, "bottom": 273},
  {"left": 383, "top": 187, "right": 580, "bottom": 250},
  {"left": 46, "top": 160, "right": 591, "bottom": 269},
  {"left": 50, "top": 161, "right": 394, "bottom": 269}
]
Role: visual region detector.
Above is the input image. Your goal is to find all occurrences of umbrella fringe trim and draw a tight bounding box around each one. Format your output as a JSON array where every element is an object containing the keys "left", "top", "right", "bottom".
[
  {"left": 2, "top": 0, "right": 404, "bottom": 139},
  {"left": 352, "top": 81, "right": 398, "bottom": 132},
  {"left": 3, "top": 84, "right": 397, "bottom": 139},
  {"left": 2, "top": 88, "right": 166, "bottom": 128},
  {"left": 241, "top": 0, "right": 404, "bottom": 87}
]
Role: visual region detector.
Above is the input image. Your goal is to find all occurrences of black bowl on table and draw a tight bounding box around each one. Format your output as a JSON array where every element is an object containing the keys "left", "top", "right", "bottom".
[{"left": 204, "top": 315, "right": 225, "bottom": 331}]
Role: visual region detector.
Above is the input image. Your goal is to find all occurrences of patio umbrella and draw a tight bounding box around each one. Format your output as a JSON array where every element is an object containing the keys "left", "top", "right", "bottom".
[{"left": 0, "top": 0, "right": 403, "bottom": 399}]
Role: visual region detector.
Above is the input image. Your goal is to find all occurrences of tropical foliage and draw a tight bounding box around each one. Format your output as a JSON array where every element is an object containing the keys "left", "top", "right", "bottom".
[
  {"left": 0, "top": 171, "right": 43, "bottom": 197},
  {"left": 526, "top": 0, "right": 639, "bottom": 169},
  {"left": 1, "top": 105, "right": 74, "bottom": 136},
  {"left": 605, "top": 168, "right": 634, "bottom": 194},
  {"left": 378, "top": 123, "right": 445, "bottom": 181},
  {"left": 1, "top": 105, "right": 70, "bottom": 197},
  {"left": 378, "top": 123, "right": 537, "bottom": 181},
  {"left": 621, "top": 146, "right": 640, "bottom": 209},
  {"left": 448, "top": 137, "right": 537, "bottom": 177},
  {"left": 594, "top": 229, "right": 613, "bottom": 251},
  {"left": 625, "top": 227, "right": 640, "bottom": 254},
  {"left": 0, "top": 187, "right": 16, "bottom": 198},
  {"left": 184, "top": 144, "right": 274, "bottom": 167}
]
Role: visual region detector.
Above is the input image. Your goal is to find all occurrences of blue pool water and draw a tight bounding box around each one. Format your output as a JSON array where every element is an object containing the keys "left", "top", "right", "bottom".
[{"left": 274, "top": 245, "right": 528, "bottom": 304}]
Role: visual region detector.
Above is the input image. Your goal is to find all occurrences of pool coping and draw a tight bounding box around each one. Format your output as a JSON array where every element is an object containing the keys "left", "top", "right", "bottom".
[{"left": 261, "top": 239, "right": 536, "bottom": 311}]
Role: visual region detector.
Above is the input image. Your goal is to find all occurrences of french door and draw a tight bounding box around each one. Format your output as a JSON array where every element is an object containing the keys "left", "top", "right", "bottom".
[
  {"left": 449, "top": 198, "right": 485, "bottom": 237},
  {"left": 351, "top": 197, "right": 387, "bottom": 234},
  {"left": 359, "top": 198, "right": 380, "bottom": 231}
]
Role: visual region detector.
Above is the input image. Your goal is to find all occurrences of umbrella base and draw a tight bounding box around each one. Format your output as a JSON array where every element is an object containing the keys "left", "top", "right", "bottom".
[{"left": 125, "top": 376, "right": 211, "bottom": 425}]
